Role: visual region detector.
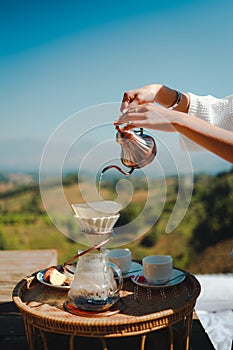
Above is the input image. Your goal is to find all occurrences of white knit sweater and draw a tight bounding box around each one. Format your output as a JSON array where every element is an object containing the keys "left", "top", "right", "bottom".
[{"left": 188, "top": 92, "right": 233, "bottom": 131}]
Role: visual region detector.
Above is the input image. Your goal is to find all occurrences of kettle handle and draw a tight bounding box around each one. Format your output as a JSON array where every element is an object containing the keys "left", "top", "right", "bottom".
[
  {"left": 108, "top": 262, "right": 123, "bottom": 293},
  {"left": 115, "top": 124, "right": 144, "bottom": 134}
]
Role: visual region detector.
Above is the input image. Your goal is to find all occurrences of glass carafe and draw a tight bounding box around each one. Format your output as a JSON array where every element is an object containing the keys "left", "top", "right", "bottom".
[{"left": 67, "top": 249, "right": 123, "bottom": 312}]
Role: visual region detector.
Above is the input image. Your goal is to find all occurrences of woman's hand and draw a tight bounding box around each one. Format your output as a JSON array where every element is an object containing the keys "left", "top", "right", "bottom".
[
  {"left": 120, "top": 84, "right": 189, "bottom": 113},
  {"left": 120, "top": 84, "right": 162, "bottom": 112},
  {"left": 115, "top": 103, "right": 177, "bottom": 132}
]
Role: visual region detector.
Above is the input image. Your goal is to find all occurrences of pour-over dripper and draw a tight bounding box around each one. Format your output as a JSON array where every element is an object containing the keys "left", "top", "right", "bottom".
[
  {"left": 71, "top": 200, "right": 121, "bottom": 246},
  {"left": 73, "top": 214, "right": 120, "bottom": 233},
  {"left": 73, "top": 214, "right": 119, "bottom": 246}
]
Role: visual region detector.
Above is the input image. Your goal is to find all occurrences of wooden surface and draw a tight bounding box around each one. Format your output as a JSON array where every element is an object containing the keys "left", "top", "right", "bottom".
[{"left": 0, "top": 249, "right": 57, "bottom": 303}]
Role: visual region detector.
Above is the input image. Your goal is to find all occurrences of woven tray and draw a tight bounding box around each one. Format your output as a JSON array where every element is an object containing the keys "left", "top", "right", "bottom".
[{"left": 13, "top": 269, "right": 200, "bottom": 338}]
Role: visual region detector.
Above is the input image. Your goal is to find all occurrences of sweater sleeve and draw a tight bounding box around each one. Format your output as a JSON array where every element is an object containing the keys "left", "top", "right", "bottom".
[{"left": 188, "top": 92, "right": 233, "bottom": 131}]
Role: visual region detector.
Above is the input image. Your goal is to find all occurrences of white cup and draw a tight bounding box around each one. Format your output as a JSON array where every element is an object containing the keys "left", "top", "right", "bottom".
[
  {"left": 107, "top": 248, "right": 132, "bottom": 273},
  {"left": 142, "top": 255, "right": 173, "bottom": 284}
]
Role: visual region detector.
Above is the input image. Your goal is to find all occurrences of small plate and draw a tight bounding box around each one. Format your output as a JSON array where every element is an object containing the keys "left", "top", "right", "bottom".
[
  {"left": 36, "top": 265, "right": 73, "bottom": 291},
  {"left": 131, "top": 268, "right": 187, "bottom": 288},
  {"left": 122, "top": 262, "right": 143, "bottom": 279}
]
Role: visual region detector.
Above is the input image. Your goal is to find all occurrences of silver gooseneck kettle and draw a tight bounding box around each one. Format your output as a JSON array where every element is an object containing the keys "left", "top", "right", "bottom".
[{"left": 102, "top": 125, "right": 157, "bottom": 175}]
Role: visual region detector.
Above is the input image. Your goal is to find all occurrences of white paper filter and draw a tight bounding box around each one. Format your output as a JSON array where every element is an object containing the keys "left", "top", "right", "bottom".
[
  {"left": 71, "top": 201, "right": 122, "bottom": 218},
  {"left": 73, "top": 214, "right": 120, "bottom": 233}
]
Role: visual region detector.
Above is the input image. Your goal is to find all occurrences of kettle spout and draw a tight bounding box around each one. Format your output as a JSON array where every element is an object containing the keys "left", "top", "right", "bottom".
[{"left": 101, "top": 165, "right": 135, "bottom": 176}]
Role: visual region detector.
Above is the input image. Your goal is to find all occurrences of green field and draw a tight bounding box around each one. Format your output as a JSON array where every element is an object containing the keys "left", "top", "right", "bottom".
[{"left": 0, "top": 169, "right": 233, "bottom": 273}]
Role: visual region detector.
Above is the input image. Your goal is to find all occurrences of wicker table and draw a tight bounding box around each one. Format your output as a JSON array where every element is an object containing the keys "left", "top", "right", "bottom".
[{"left": 13, "top": 269, "right": 201, "bottom": 350}]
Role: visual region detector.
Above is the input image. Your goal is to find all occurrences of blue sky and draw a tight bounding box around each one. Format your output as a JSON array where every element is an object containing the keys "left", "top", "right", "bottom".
[{"left": 1, "top": 0, "right": 233, "bottom": 173}]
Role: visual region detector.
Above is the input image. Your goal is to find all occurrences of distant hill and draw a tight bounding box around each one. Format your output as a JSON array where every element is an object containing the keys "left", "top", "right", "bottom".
[
  {"left": 0, "top": 168, "right": 232, "bottom": 272},
  {"left": 0, "top": 171, "right": 37, "bottom": 185}
]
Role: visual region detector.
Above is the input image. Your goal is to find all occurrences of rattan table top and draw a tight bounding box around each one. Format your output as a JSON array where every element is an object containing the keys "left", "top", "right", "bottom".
[{"left": 13, "top": 268, "right": 201, "bottom": 338}]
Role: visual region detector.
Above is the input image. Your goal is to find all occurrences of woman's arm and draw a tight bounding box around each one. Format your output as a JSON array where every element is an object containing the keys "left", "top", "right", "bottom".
[
  {"left": 121, "top": 84, "right": 190, "bottom": 113},
  {"left": 115, "top": 103, "right": 233, "bottom": 164},
  {"left": 174, "top": 111, "right": 233, "bottom": 163},
  {"left": 120, "top": 84, "right": 233, "bottom": 131}
]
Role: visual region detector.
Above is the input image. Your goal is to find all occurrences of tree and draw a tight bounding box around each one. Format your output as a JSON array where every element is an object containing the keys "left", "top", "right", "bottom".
[{"left": 191, "top": 172, "right": 233, "bottom": 252}]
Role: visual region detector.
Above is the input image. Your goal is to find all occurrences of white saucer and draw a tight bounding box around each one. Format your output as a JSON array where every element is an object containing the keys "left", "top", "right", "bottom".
[
  {"left": 122, "top": 262, "right": 143, "bottom": 279},
  {"left": 36, "top": 266, "right": 71, "bottom": 291},
  {"left": 131, "top": 268, "right": 187, "bottom": 288}
]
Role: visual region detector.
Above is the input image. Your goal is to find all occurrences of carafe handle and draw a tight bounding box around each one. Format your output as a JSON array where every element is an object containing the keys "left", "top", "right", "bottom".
[{"left": 108, "top": 262, "right": 123, "bottom": 293}]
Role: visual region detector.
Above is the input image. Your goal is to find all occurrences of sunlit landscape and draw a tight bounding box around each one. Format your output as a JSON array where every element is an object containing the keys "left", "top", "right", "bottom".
[{"left": 1, "top": 168, "right": 232, "bottom": 273}]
